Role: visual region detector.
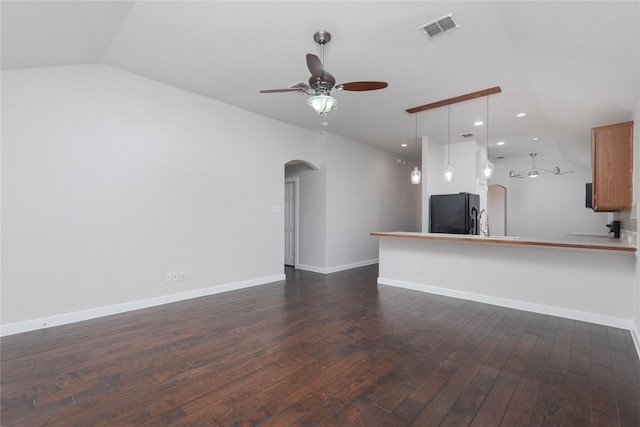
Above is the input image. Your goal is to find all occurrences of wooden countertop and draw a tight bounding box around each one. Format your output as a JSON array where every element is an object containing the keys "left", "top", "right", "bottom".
[{"left": 371, "top": 231, "right": 636, "bottom": 253}]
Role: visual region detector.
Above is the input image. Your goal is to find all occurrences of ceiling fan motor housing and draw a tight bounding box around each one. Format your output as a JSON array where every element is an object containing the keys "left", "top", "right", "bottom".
[
  {"left": 313, "top": 31, "right": 331, "bottom": 45},
  {"left": 310, "top": 80, "right": 333, "bottom": 94}
]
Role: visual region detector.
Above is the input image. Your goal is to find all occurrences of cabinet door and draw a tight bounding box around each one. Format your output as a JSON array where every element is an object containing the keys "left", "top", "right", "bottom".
[{"left": 591, "top": 121, "right": 633, "bottom": 211}]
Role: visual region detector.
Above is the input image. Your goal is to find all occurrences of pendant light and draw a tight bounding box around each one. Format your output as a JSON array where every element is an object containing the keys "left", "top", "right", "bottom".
[
  {"left": 481, "top": 95, "right": 494, "bottom": 179},
  {"left": 411, "top": 113, "right": 422, "bottom": 184},
  {"left": 443, "top": 105, "right": 454, "bottom": 182}
]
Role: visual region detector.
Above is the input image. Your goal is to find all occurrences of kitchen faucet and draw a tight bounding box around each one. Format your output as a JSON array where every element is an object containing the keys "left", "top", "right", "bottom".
[{"left": 479, "top": 209, "right": 489, "bottom": 236}]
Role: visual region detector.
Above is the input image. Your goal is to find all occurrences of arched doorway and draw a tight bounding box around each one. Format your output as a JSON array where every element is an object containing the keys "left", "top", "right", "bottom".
[
  {"left": 488, "top": 184, "right": 507, "bottom": 236},
  {"left": 284, "top": 160, "right": 318, "bottom": 268}
]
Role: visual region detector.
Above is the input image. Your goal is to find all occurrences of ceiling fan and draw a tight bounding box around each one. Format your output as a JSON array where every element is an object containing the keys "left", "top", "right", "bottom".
[
  {"left": 259, "top": 31, "right": 388, "bottom": 115},
  {"left": 508, "top": 153, "right": 575, "bottom": 178}
]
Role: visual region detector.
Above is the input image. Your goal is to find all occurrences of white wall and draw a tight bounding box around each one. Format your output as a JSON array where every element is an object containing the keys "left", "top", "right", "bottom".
[
  {"left": 0, "top": 63, "right": 322, "bottom": 329},
  {"left": 2, "top": 63, "right": 419, "bottom": 331},
  {"left": 377, "top": 237, "right": 637, "bottom": 330},
  {"left": 286, "top": 132, "right": 419, "bottom": 274},
  {"left": 421, "top": 136, "right": 441, "bottom": 232},
  {"left": 323, "top": 132, "right": 418, "bottom": 272},
  {"left": 2, "top": 63, "right": 324, "bottom": 327},
  {"left": 491, "top": 156, "right": 609, "bottom": 239}
]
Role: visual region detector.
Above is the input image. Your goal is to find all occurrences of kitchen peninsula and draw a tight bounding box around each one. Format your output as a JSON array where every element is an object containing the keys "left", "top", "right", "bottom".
[{"left": 372, "top": 231, "right": 637, "bottom": 332}]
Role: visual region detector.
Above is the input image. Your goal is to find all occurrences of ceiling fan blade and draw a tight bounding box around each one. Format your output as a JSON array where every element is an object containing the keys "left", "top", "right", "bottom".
[
  {"left": 338, "top": 81, "right": 388, "bottom": 91},
  {"left": 307, "top": 53, "right": 336, "bottom": 87},
  {"left": 306, "top": 53, "right": 324, "bottom": 81},
  {"left": 260, "top": 82, "right": 309, "bottom": 94},
  {"left": 323, "top": 70, "right": 336, "bottom": 86},
  {"left": 259, "top": 87, "right": 305, "bottom": 93}
]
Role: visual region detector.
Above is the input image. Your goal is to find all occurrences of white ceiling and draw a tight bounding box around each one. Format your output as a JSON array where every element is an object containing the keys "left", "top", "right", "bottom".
[{"left": 2, "top": 1, "right": 638, "bottom": 167}]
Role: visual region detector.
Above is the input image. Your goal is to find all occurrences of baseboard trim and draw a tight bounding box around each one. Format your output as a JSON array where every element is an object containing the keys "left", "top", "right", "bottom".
[
  {"left": 0, "top": 274, "right": 286, "bottom": 337},
  {"left": 378, "top": 277, "right": 635, "bottom": 331},
  {"left": 294, "top": 264, "right": 326, "bottom": 274},
  {"left": 631, "top": 323, "right": 640, "bottom": 360},
  {"left": 296, "top": 259, "right": 378, "bottom": 275}
]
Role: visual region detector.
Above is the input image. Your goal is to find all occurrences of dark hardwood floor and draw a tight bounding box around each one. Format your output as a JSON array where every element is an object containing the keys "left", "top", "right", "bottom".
[{"left": 2, "top": 265, "right": 639, "bottom": 426}]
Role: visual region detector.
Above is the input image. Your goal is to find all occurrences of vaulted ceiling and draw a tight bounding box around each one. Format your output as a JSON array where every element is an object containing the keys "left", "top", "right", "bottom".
[{"left": 2, "top": 1, "right": 638, "bottom": 168}]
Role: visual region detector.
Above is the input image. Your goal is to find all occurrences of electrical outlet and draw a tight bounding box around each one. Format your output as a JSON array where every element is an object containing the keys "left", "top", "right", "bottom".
[
  {"left": 165, "top": 272, "right": 172, "bottom": 282},
  {"left": 416, "top": 264, "right": 422, "bottom": 273},
  {"left": 172, "top": 272, "right": 179, "bottom": 281},
  {"left": 180, "top": 272, "right": 186, "bottom": 280}
]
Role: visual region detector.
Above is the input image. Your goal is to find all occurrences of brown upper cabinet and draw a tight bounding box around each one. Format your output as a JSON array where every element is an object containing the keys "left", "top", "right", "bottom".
[{"left": 591, "top": 121, "right": 634, "bottom": 212}]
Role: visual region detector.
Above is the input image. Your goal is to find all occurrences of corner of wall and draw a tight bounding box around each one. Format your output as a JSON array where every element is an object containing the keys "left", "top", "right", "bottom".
[
  {"left": 615, "top": 204, "right": 637, "bottom": 246},
  {"left": 633, "top": 107, "right": 640, "bottom": 360}
]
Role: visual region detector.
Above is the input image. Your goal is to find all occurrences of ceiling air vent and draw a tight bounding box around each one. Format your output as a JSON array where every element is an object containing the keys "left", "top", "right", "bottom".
[{"left": 420, "top": 14, "right": 459, "bottom": 38}]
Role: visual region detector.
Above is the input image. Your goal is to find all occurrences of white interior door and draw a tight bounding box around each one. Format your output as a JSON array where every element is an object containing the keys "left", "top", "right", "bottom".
[{"left": 284, "top": 181, "right": 295, "bottom": 266}]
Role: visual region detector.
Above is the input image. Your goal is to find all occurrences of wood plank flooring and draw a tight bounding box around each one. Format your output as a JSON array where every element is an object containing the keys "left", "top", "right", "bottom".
[{"left": 2, "top": 265, "right": 639, "bottom": 426}]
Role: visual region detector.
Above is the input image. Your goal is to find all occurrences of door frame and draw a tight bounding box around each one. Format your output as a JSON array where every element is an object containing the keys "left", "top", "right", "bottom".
[{"left": 285, "top": 177, "right": 300, "bottom": 268}]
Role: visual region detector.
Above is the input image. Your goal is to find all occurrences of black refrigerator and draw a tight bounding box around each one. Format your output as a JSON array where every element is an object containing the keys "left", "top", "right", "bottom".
[{"left": 430, "top": 192, "right": 480, "bottom": 235}]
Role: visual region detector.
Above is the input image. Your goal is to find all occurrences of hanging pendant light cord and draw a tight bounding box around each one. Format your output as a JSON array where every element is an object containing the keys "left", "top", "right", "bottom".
[
  {"left": 410, "top": 112, "right": 422, "bottom": 184},
  {"left": 415, "top": 113, "right": 418, "bottom": 161},
  {"left": 486, "top": 96, "right": 490, "bottom": 161},
  {"left": 447, "top": 105, "right": 451, "bottom": 164}
]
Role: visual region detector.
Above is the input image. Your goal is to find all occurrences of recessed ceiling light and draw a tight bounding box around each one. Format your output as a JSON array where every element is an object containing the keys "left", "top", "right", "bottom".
[
  {"left": 474, "top": 121, "right": 484, "bottom": 126},
  {"left": 516, "top": 113, "right": 527, "bottom": 118},
  {"left": 532, "top": 137, "right": 540, "bottom": 141},
  {"left": 401, "top": 143, "right": 408, "bottom": 147},
  {"left": 496, "top": 141, "right": 505, "bottom": 146}
]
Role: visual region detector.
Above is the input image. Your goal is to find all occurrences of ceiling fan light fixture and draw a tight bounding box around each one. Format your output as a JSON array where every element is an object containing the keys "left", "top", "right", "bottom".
[
  {"left": 307, "top": 94, "right": 337, "bottom": 115},
  {"left": 508, "top": 154, "right": 573, "bottom": 178},
  {"left": 261, "top": 32, "right": 387, "bottom": 115}
]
